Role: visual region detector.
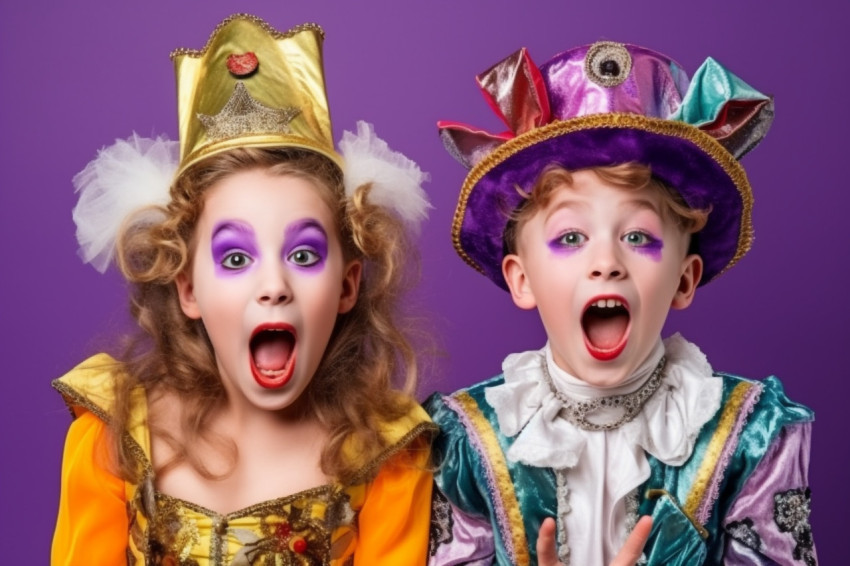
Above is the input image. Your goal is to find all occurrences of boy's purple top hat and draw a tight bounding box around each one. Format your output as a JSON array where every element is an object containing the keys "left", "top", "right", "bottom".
[{"left": 439, "top": 41, "right": 773, "bottom": 290}]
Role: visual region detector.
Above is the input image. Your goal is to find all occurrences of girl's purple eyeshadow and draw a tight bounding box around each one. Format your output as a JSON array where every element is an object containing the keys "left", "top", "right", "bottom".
[
  {"left": 284, "top": 219, "right": 328, "bottom": 272},
  {"left": 211, "top": 221, "right": 258, "bottom": 276}
]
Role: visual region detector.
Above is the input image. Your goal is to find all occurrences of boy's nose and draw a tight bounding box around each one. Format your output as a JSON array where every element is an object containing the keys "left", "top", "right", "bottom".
[{"left": 589, "top": 246, "right": 626, "bottom": 280}]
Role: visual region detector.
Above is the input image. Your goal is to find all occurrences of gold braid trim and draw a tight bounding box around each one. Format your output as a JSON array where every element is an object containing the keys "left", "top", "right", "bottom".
[
  {"left": 683, "top": 381, "right": 755, "bottom": 523},
  {"left": 346, "top": 421, "right": 439, "bottom": 486},
  {"left": 52, "top": 378, "right": 154, "bottom": 478},
  {"left": 451, "top": 113, "right": 754, "bottom": 284},
  {"left": 169, "top": 15, "right": 324, "bottom": 59},
  {"left": 454, "top": 392, "right": 530, "bottom": 566}
]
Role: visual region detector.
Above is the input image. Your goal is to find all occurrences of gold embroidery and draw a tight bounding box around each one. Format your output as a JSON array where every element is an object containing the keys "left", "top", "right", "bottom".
[
  {"left": 683, "top": 381, "right": 754, "bottom": 522},
  {"left": 451, "top": 113, "right": 754, "bottom": 284},
  {"left": 455, "top": 392, "right": 531, "bottom": 566}
]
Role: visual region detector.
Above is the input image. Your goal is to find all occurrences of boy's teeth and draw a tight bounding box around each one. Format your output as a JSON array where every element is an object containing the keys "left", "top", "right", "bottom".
[{"left": 595, "top": 299, "right": 622, "bottom": 308}]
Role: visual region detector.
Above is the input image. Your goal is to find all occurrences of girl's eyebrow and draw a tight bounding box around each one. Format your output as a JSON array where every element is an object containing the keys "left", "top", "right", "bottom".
[{"left": 285, "top": 218, "right": 328, "bottom": 239}]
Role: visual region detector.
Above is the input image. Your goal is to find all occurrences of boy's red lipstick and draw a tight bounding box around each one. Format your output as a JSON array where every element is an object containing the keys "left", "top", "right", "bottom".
[
  {"left": 581, "top": 295, "right": 630, "bottom": 361},
  {"left": 249, "top": 323, "right": 296, "bottom": 388}
]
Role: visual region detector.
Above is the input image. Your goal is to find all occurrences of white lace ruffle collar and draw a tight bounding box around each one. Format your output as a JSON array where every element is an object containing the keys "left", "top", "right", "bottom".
[{"left": 484, "top": 333, "right": 723, "bottom": 470}]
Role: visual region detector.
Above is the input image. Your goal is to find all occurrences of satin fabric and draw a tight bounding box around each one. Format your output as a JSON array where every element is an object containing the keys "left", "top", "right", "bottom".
[
  {"left": 52, "top": 354, "right": 435, "bottom": 566},
  {"left": 427, "top": 373, "right": 814, "bottom": 565},
  {"left": 439, "top": 44, "right": 772, "bottom": 291}
]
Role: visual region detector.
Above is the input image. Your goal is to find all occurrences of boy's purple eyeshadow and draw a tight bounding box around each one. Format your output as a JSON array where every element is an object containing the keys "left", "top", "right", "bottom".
[
  {"left": 284, "top": 219, "right": 328, "bottom": 272},
  {"left": 211, "top": 221, "right": 258, "bottom": 276},
  {"left": 547, "top": 236, "right": 582, "bottom": 256},
  {"left": 635, "top": 236, "right": 663, "bottom": 261}
]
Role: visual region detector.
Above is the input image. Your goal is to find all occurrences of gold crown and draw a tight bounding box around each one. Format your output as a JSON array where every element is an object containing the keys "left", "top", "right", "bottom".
[{"left": 170, "top": 14, "right": 339, "bottom": 177}]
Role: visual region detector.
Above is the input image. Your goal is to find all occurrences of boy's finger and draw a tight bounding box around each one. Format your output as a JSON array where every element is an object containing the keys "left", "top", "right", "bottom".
[
  {"left": 536, "top": 517, "right": 563, "bottom": 566},
  {"left": 610, "top": 516, "right": 653, "bottom": 566}
]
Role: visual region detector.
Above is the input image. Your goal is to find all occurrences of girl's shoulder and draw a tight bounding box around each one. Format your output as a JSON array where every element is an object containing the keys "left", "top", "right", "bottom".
[
  {"left": 53, "top": 354, "right": 151, "bottom": 463},
  {"left": 343, "top": 397, "right": 437, "bottom": 485}
]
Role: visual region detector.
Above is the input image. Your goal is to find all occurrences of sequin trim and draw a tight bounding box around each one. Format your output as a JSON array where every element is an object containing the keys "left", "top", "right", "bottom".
[
  {"left": 695, "top": 380, "right": 762, "bottom": 524},
  {"left": 169, "top": 15, "right": 324, "bottom": 60},
  {"left": 451, "top": 113, "right": 754, "bottom": 284},
  {"left": 447, "top": 392, "right": 531, "bottom": 566},
  {"left": 684, "top": 381, "right": 755, "bottom": 524},
  {"left": 541, "top": 356, "right": 666, "bottom": 431},
  {"left": 774, "top": 488, "right": 816, "bottom": 566},
  {"left": 197, "top": 82, "right": 301, "bottom": 142},
  {"left": 428, "top": 486, "right": 454, "bottom": 556},
  {"left": 727, "top": 518, "right": 763, "bottom": 552},
  {"left": 584, "top": 42, "right": 632, "bottom": 88},
  {"left": 554, "top": 468, "right": 571, "bottom": 565},
  {"left": 145, "top": 484, "right": 353, "bottom": 565}
]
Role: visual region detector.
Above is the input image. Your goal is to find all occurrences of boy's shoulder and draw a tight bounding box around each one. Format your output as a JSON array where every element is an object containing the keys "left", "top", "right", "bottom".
[
  {"left": 712, "top": 372, "right": 813, "bottom": 426},
  {"left": 423, "top": 373, "right": 506, "bottom": 439}
]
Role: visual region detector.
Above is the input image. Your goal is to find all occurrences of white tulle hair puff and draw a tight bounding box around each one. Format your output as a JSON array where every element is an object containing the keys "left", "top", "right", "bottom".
[
  {"left": 71, "top": 122, "right": 430, "bottom": 272},
  {"left": 338, "top": 121, "right": 431, "bottom": 231},
  {"left": 72, "top": 133, "right": 179, "bottom": 273}
]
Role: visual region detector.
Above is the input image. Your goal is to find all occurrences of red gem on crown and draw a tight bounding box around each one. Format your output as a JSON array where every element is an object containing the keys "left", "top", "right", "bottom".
[{"left": 226, "top": 52, "right": 259, "bottom": 76}]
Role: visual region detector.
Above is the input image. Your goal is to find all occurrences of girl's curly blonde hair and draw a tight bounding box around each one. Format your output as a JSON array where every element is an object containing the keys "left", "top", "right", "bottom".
[{"left": 110, "top": 147, "right": 424, "bottom": 485}]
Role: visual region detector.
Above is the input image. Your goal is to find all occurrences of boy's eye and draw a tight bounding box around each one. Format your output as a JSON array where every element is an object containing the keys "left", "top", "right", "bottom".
[
  {"left": 622, "top": 231, "right": 653, "bottom": 246},
  {"left": 557, "top": 231, "right": 587, "bottom": 247},
  {"left": 221, "top": 252, "right": 252, "bottom": 270},
  {"left": 289, "top": 248, "right": 320, "bottom": 267}
]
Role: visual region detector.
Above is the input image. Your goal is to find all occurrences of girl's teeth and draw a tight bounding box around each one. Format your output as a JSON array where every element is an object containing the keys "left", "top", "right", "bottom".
[{"left": 595, "top": 299, "right": 622, "bottom": 308}]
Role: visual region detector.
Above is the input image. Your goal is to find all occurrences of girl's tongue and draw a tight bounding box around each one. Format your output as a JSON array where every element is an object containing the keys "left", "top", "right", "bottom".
[{"left": 251, "top": 330, "right": 294, "bottom": 373}]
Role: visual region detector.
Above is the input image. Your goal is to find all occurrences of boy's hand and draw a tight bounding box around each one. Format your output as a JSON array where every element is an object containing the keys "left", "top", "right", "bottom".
[{"left": 536, "top": 515, "right": 653, "bottom": 566}]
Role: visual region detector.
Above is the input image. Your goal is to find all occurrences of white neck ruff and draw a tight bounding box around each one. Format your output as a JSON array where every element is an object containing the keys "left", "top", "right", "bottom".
[{"left": 484, "top": 333, "right": 723, "bottom": 564}]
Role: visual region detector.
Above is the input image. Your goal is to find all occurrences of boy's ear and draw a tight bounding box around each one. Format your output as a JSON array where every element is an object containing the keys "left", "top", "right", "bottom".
[
  {"left": 338, "top": 259, "right": 362, "bottom": 314},
  {"left": 502, "top": 254, "right": 537, "bottom": 310},
  {"left": 175, "top": 271, "right": 202, "bottom": 319},
  {"left": 671, "top": 253, "right": 703, "bottom": 310}
]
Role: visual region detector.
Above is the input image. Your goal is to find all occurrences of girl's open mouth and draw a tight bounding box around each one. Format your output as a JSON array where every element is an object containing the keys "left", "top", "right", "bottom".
[
  {"left": 250, "top": 324, "right": 296, "bottom": 388},
  {"left": 582, "top": 297, "right": 630, "bottom": 361}
]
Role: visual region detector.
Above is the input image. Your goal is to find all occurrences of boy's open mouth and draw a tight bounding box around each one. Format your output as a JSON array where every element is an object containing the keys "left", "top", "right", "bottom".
[
  {"left": 582, "top": 297, "right": 630, "bottom": 361},
  {"left": 250, "top": 325, "right": 296, "bottom": 389}
]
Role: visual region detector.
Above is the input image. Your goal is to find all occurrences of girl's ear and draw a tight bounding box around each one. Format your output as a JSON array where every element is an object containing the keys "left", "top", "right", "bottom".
[
  {"left": 502, "top": 254, "right": 537, "bottom": 310},
  {"left": 176, "top": 271, "right": 202, "bottom": 319},
  {"left": 338, "top": 259, "right": 362, "bottom": 314},
  {"left": 671, "top": 253, "right": 703, "bottom": 310}
]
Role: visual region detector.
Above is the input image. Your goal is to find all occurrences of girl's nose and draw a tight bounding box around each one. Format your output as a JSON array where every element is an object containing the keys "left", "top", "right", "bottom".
[{"left": 256, "top": 265, "right": 291, "bottom": 306}]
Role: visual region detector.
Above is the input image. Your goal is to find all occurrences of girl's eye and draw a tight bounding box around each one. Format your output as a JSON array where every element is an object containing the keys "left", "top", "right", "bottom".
[
  {"left": 557, "top": 231, "right": 587, "bottom": 247},
  {"left": 622, "top": 231, "right": 654, "bottom": 246},
  {"left": 289, "top": 248, "right": 320, "bottom": 266},
  {"left": 221, "top": 252, "right": 252, "bottom": 270}
]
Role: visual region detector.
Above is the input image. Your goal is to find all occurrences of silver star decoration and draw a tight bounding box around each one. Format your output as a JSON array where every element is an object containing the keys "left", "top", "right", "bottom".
[{"left": 198, "top": 82, "right": 301, "bottom": 141}]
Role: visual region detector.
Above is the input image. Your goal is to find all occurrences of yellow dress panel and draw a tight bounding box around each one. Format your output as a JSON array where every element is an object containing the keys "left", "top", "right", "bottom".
[{"left": 51, "top": 355, "right": 435, "bottom": 566}]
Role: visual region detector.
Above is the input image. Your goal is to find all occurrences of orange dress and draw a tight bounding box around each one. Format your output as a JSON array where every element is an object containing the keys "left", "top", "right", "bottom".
[{"left": 51, "top": 354, "right": 436, "bottom": 565}]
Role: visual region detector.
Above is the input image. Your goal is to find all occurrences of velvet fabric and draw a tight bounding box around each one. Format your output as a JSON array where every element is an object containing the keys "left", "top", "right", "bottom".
[
  {"left": 438, "top": 42, "right": 774, "bottom": 290},
  {"left": 426, "top": 374, "right": 815, "bottom": 565}
]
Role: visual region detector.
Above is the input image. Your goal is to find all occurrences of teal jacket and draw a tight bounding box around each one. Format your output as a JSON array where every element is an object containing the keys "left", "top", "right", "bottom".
[{"left": 426, "top": 374, "right": 815, "bottom": 565}]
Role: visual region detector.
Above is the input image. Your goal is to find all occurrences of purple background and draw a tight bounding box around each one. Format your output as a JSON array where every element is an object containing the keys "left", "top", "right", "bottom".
[{"left": 1, "top": 1, "right": 845, "bottom": 562}]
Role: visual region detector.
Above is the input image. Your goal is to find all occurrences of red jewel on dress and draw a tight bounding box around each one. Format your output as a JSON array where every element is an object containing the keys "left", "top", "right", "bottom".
[
  {"left": 291, "top": 537, "right": 308, "bottom": 554},
  {"left": 226, "top": 52, "right": 259, "bottom": 76}
]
